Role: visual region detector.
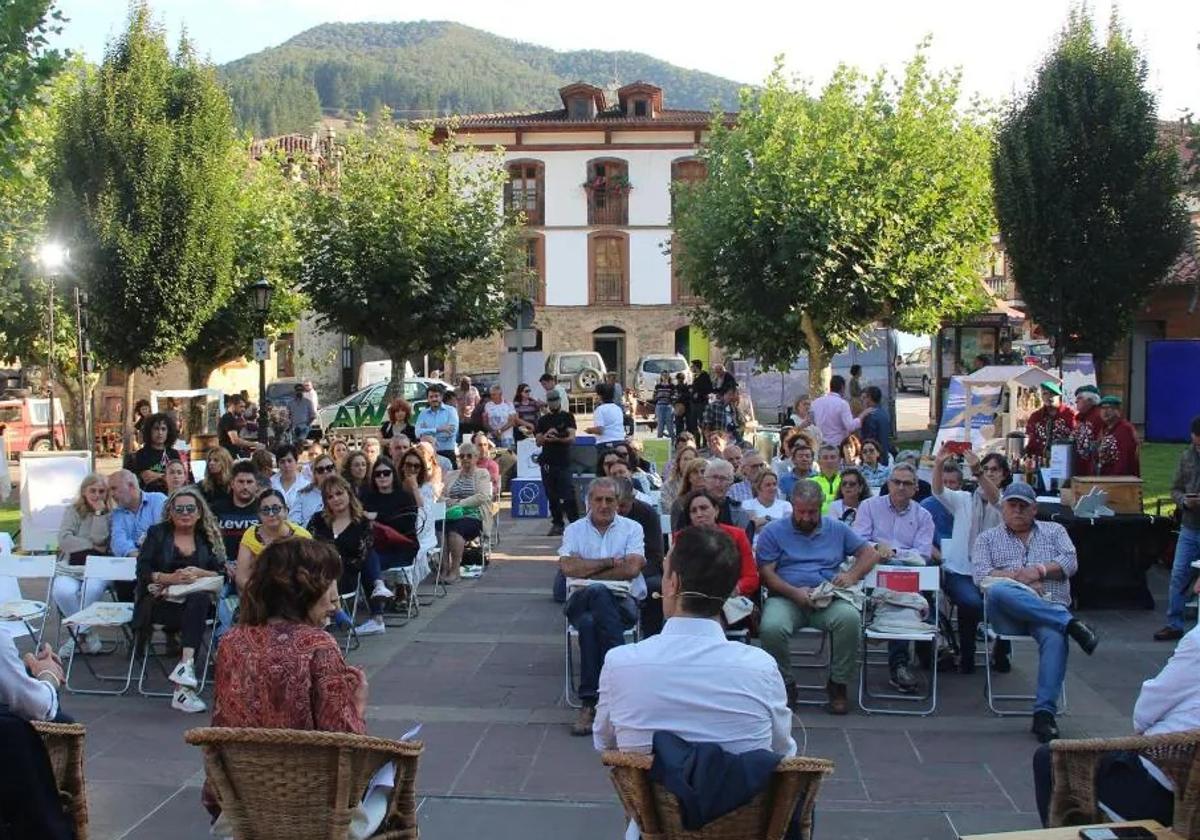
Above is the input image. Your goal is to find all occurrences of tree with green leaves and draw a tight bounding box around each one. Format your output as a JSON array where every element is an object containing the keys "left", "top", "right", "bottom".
[
  {"left": 673, "top": 49, "right": 994, "bottom": 394},
  {"left": 51, "top": 3, "right": 240, "bottom": 445},
  {"left": 0, "top": 0, "right": 65, "bottom": 173},
  {"left": 993, "top": 9, "right": 1188, "bottom": 367},
  {"left": 298, "top": 118, "right": 525, "bottom": 399},
  {"left": 181, "top": 150, "right": 306, "bottom": 390}
]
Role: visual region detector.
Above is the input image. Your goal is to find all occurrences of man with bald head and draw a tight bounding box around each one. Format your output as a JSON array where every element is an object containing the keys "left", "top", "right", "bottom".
[{"left": 108, "top": 469, "right": 166, "bottom": 557}]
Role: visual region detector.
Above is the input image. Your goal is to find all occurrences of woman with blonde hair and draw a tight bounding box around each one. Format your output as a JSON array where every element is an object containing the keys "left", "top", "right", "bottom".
[
  {"left": 135, "top": 487, "right": 224, "bottom": 713},
  {"left": 199, "top": 446, "right": 234, "bottom": 504},
  {"left": 414, "top": 440, "right": 444, "bottom": 497},
  {"left": 53, "top": 473, "right": 112, "bottom": 658},
  {"left": 667, "top": 457, "right": 708, "bottom": 526},
  {"left": 660, "top": 443, "right": 699, "bottom": 511},
  {"left": 328, "top": 437, "right": 350, "bottom": 467},
  {"left": 438, "top": 442, "right": 494, "bottom": 583}
]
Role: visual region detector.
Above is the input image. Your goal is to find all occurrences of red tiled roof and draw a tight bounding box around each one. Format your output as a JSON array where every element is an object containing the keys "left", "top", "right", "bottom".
[
  {"left": 1163, "top": 247, "right": 1199, "bottom": 287},
  {"left": 430, "top": 108, "right": 733, "bottom": 130}
]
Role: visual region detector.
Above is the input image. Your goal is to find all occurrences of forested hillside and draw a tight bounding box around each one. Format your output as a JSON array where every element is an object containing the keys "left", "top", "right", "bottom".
[{"left": 220, "top": 21, "right": 745, "bottom": 136}]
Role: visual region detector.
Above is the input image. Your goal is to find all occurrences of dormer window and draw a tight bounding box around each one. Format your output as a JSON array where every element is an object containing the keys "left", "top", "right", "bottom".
[
  {"left": 633, "top": 99, "right": 648, "bottom": 118},
  {"left": 569, "top": 97, "right": 594, "bottom": 120}
]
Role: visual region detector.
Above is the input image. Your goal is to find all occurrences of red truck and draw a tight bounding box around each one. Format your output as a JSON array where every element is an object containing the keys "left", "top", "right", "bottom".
[{"left": 0, "top": 397, "right": 68, "bottom": 457}]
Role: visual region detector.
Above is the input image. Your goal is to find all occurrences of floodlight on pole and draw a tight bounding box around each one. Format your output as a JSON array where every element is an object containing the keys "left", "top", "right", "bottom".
[{"left": 38, "top": 242, "right": 69, "bottom": 276}]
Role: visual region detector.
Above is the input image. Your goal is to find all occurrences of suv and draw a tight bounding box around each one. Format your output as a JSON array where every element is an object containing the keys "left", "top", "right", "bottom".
[
  {"left": 895, "top": 347, "right": 932, "bottom": 395},
  {"left": 0, "top": 397, "right": 67, "bottom": 457},
  {"left": 544, "top": 352, "right": 608, "bottom": 394},
  {"left": 633, "top": 354, "right": 689, "bottom": 404}
]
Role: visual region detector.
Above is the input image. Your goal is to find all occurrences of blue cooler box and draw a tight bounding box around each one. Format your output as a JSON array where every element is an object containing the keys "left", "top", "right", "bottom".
[{"left": 511, "top": 478, "right": 549, "bottom": 518}]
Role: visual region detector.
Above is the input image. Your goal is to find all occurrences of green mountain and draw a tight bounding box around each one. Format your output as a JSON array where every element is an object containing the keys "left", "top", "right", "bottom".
[{"left": 219, "top": 21, "right": 746, "bottom": 137}]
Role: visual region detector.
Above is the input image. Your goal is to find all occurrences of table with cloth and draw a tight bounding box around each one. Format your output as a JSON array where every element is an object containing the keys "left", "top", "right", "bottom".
[{"left": 1035, "top": 502, "right": 1173, "bottom": 609}]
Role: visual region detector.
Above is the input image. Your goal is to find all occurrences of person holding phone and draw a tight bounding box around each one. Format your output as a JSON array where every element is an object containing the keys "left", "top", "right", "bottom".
[{"left": 1155, "top": 415, "right": 1200, "bottom": 642}]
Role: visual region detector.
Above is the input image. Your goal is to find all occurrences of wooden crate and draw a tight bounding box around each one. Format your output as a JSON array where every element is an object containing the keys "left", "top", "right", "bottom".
[{"left": 1068, "top": 476, "right": 1143, "bottom": 514}]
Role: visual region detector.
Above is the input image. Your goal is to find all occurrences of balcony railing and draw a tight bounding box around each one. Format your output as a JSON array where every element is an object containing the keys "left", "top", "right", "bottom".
[
  {"left": 588, "top": 190, "right": 629, "bottom": 226},
  {"left": 984, "top": 275, "right": 1020, "bottom": 303},
  {"left": 594, "top": 269, "right": 625, "bottom": 304}
]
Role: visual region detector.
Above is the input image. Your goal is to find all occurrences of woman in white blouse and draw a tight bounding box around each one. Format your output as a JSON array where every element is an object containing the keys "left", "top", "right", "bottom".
[
  {"left": 53, "top": 474, "right": 112, "bottom": 658},
  {"left": 741, "top": 470, "right": 792, "bottom": 543}
]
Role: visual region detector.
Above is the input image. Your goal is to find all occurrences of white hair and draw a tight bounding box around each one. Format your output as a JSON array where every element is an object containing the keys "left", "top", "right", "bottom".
[
  {"left": 1076, "top": 390, "right": 1101, "bottom": 407},
  {"left": 706, "top": 458, "right": 734, "bottom": 477}
]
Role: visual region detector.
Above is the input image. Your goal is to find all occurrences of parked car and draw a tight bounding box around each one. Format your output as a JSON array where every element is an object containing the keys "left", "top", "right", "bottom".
[
  {"left": 895, "top": 347, "right": 932, "bottom": 395},
  {"left": 544, "top": 352, "right": 608, "bottom": 394},
  {"left": 0, "top": 397, "right": 67, "bottom": 457},
  {"left": 264, "top": 379, "right": 300, "bottom": 409},
  {"left": 633, "top": 354, "right": 690, "bottom": 404},
  {"left": 317, "top": 376, "right": 451, "bottom": 433}
]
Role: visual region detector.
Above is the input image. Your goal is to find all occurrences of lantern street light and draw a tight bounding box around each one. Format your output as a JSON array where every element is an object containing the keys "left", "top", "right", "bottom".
[
  {"left": 37, "top": 242, "right": 69, "bottom": 450},
  {"left": 250, "top": 278, "right": 273, "bottom": 445}
]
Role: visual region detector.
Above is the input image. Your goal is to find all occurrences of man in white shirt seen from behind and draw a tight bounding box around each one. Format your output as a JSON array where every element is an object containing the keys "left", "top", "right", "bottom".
[
  {"left": 1033, "top": 623, "right": 1199, "bottom": 827},
  {"left": 560, "top": 477, "right": 647, "bottom": 737}
]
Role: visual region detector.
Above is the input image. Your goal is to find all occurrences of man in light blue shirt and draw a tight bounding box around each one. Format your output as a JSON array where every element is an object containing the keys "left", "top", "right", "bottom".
[
  {"left": 757, "top": 479, "right": 880, "bottom": 714},
  {"left": 107, "top": 469, "right": 166, "bottom": 556},
  {"left": 414, "top": 385, "right": 460, "bottom": 468},
  {"left": 777, "top": 440, "right": 816, "bottom": 499}
]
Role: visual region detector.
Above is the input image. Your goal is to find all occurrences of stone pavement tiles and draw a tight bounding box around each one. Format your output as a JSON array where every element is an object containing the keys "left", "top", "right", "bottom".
[{"left": 56, "top": 511, "right": 1177, "bottom": 839}]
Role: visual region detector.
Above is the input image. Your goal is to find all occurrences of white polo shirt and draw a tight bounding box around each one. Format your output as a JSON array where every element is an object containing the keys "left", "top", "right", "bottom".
[
  {"left": 593, "top": 616, "right": 796, "bottom": 756},
  {"left": 558, "top": 513, "right": 647, "bottom": 601}
]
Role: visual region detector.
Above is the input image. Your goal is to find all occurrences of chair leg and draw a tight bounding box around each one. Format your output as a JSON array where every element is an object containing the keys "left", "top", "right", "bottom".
[
  {"left": 65, "top": 623, "right": 136, "bottom": 696},
  {"left": 564, "top": 625, "right": 581, "bottom": 709},
  {"left": 857, "top": 635, "right": 938, "bottom": 716}
]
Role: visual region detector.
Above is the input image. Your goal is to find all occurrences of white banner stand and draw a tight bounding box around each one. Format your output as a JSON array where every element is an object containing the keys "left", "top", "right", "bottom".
[{"left": 20, "top": 450, "right": 93, "bottom": 552}]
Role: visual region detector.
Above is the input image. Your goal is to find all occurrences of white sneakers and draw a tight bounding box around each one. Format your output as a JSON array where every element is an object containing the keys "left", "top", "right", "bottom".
[
  {"left": 58, "top": 631, "right": 103, "bottom": 660},
  {"left": 355, "top": 617, "right": 386, "bottom": 636},
  {"left": 168, "top": 660, "right": 199, "bottom": 689},
  {"left": 172, "top": 687, "right": 206, "bottom": 713},
  {"left": 371, "top": 580, "right": 395, "bottom": 600}
]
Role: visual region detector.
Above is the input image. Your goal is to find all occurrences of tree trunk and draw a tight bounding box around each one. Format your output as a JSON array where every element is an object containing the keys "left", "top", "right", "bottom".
[
  {"left": 800, "top": 313, "right": 831, "bottom": 397},
  {"left": 56, "top": 378, "right": 89, "bottom": 450},
  {"left": 122, "top": 370, "right": 136, "bottom": 454},
  {"left": 384, "top": 350, "right": 409, "bottom": 402}
]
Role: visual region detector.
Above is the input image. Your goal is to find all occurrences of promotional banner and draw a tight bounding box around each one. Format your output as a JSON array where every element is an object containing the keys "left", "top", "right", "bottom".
[{"left": 933, "top": 377, "right": 1003, "bottom": 449}]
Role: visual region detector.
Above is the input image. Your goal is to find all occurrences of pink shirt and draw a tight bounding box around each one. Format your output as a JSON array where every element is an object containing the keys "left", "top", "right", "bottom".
[{"left": 811, "top": 391, "right": 860, "bottom": 445}]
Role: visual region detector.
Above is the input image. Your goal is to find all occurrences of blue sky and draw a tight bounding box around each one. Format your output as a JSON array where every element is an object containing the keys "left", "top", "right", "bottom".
[{"left": 54, "top": 1, "right": 1198, "bottom": 116}]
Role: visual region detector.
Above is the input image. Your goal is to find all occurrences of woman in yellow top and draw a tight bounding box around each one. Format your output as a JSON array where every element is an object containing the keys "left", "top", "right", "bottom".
[{"left": 234, "top": 488, "right": 311, "bottom": 591}]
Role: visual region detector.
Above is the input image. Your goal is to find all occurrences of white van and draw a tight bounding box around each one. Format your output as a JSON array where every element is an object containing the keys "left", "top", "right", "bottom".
[
  {"left": 357, "top": 360, "right": 417, "bottom": 390},
  {"left": 633, "top": 354, "right": 690, "bottom": 404}
]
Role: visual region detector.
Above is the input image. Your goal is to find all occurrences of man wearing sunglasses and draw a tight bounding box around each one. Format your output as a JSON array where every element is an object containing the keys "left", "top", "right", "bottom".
[{"left": 852, "top": 462, "right": 935, "bottom": 695}]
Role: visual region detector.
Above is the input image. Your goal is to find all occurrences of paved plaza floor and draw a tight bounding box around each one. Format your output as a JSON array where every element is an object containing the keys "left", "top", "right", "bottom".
[{"left": 53, "top": 510, "right": 1179, "bottom": 840}]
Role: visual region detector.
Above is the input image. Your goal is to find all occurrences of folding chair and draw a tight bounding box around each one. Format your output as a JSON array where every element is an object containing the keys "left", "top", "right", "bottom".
[
  {"left": 660, "top": 513, "right": 673, "bottom": 552},
  {"left": 0, "top": 553, "right": 57, "bottom": 647},
  {"left": 460, "top": 512, "right": 494, "bottom": 580},
  {"left": 416, "top": 501, "right": 448, "bottom": 606},
  {"left": 136, "top": 609, "right": 218, "bottom": 698},
  {"left": 63, "top": 556, "right": 139, "bottom": 696},
  {"left": 563, "top": 582, "right": 640, "bottom": 709},
  {"left": 858, "top": 565, "right": 941, "bottom": 716},
  {"left": 982, "top": 589, "right": 1068, "bottom": 717}
]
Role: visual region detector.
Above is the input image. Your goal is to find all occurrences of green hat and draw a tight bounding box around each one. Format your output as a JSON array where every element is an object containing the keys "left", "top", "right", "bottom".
[
  {"left": 1074, "top": 384, "right": 1100, "bottom": 397},
  {"left": 1039, "top": 380, "right": 1063, "bottom": 395},
  {"left": 1099, "top": 395, "right": 1122, "bottom": 407}
]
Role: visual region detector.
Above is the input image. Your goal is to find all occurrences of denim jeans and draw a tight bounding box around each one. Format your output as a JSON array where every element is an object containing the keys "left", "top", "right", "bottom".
[
  {"left": 654, "top": 403, "right": 673, "bottom": 438},
  {"left": 564, "top": 583, "right": 638, "bottom": 705},
  {"left": 985, "top": 584, "right": 1071, "bottom": 713},
  {"left": 1167, "top": 525, "right": 1200, "bottom": 630}
]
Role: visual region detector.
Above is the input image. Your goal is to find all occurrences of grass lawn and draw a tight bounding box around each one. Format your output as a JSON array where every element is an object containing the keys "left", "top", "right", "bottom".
[
  {"left": 0, "top": 501, "right": 18, "bottom": 537},
  {"left": 642, "top": 438, "right": 671, "bottom": 473},
  {"left": 1142, "top": 441, "right": 1182, "bottom": 514}
]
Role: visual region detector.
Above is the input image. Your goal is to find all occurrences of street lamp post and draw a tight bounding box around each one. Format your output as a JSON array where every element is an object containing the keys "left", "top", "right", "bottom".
[
  {"left": 250, "top": 278, "right": 273, "bottom": 445},
  {"left": 38, "top": 243, "right": 69, "bottom": 451}
]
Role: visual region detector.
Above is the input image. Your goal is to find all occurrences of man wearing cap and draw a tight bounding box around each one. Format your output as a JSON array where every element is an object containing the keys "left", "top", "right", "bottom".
[
  {"left": 1070, "top": 385, "right": 1105, "bottom": 477},
  {"left": 1023, "top": 381, "right": 1076, "bottom": 464},
  {"left": 535, "top": 390, "right": 579, "bottom": 537},
  {"left": 973, "top": 482, "right": 1099, "bottom": 742},
  {"left": 1096, "top": 395, "right": 1140, "bottom": 477}
]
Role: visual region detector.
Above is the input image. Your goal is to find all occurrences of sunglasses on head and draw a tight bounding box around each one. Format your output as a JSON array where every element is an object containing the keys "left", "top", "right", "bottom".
[
  {"left": 259, "top": 504, "right": 284, "bottom": 515},
  {"left": 315, "top": 464, "right": 335, "bottom": 474},
  {"left": 172, "top": 503, "right": 197, "bottom": 515},
  {"left": 374, "top": 470, "right": 393, "bottom": 478}
]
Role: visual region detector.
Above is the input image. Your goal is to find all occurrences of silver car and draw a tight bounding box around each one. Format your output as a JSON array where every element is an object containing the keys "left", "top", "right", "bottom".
[{"left": 895, "top": 347, "right": 932, "bottom": 395}]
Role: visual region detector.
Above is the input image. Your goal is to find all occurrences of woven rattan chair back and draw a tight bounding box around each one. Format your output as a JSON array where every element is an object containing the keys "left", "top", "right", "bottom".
[
  {"left": 31, "top": 720, "right": 89, "bottom": 840},
  {"left": 601, "top": 751, "right": 833, "bottom": 840},
  {"left": 185, "top": 727, "right": 423, "bottom": 840},
  {"left": 1049, "top": 728, "right": 1200, "bottom": 836}
]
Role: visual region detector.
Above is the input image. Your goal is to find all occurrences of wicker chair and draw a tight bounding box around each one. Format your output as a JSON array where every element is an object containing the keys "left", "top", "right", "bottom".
[
  {"left": 31, "top": 720, "right": 89, "bottom": 840},
  {"left": 601, "top": 751, "right": 833, "bottom": 840},
  {"left": 1049, "top": 729, "right": 1200, "bottom": 836},
  {"left": 184, "top": 727, "right": 423, "bottom": 840}
]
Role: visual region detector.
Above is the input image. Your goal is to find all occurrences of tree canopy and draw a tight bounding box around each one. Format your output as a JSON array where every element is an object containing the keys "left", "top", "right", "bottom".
[
  {"left": 297, "top": 118, "right": 525, "bottom": 397},
  {"left": 993, "top": 9, "right": 1188, "bottom": 365},
  {"left": 0, "top": 0, "right": 65, "bottom": 172},
  {"left": 50, "top": 2, "right": 240, "bottom": 377},
  {"left": 673, "top": 49, "right": 994, "bottom": 392}
]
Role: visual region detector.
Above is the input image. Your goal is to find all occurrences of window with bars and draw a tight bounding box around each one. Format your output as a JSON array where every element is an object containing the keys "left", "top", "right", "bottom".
[
  {"left": 671, "top": 158, "right": 708, "bottom": 220},
  {"left": 505, "top": 161, "right": 543, "bottom": 225},
  {"left": 586, "top": 159, "right": 629, "bottom": 225},
  {"left": 521, "top": 236, "right": 545, "bottom": 305},
  {"left": 590, "top": 235, "right": 627, "bottom": 304}
]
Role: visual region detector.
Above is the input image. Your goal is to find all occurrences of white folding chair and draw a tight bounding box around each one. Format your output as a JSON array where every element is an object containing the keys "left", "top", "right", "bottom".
[
  {"left": 858, "top": 565, "right": 941, "bottom": 716},
  {"left": 136, "top": 603, "right": 219, "bottom": 698},
  {"left": 416, "top": 501, "right": 448, "bottom": 605},
  {"left": 563, "top": 582, "right": 640, "bottom": 709},
  {"left": 660, "top": 514, "right": 673, "bottom": 551},
  {"left": 982, "top": 589, "right": 1068, "bottom": 716},
  {"left": 0, "top": 554, "right": 57, "bottom": 647},
  {"left": 63, "top": 556, "right": 139, "bottom": 696}
]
